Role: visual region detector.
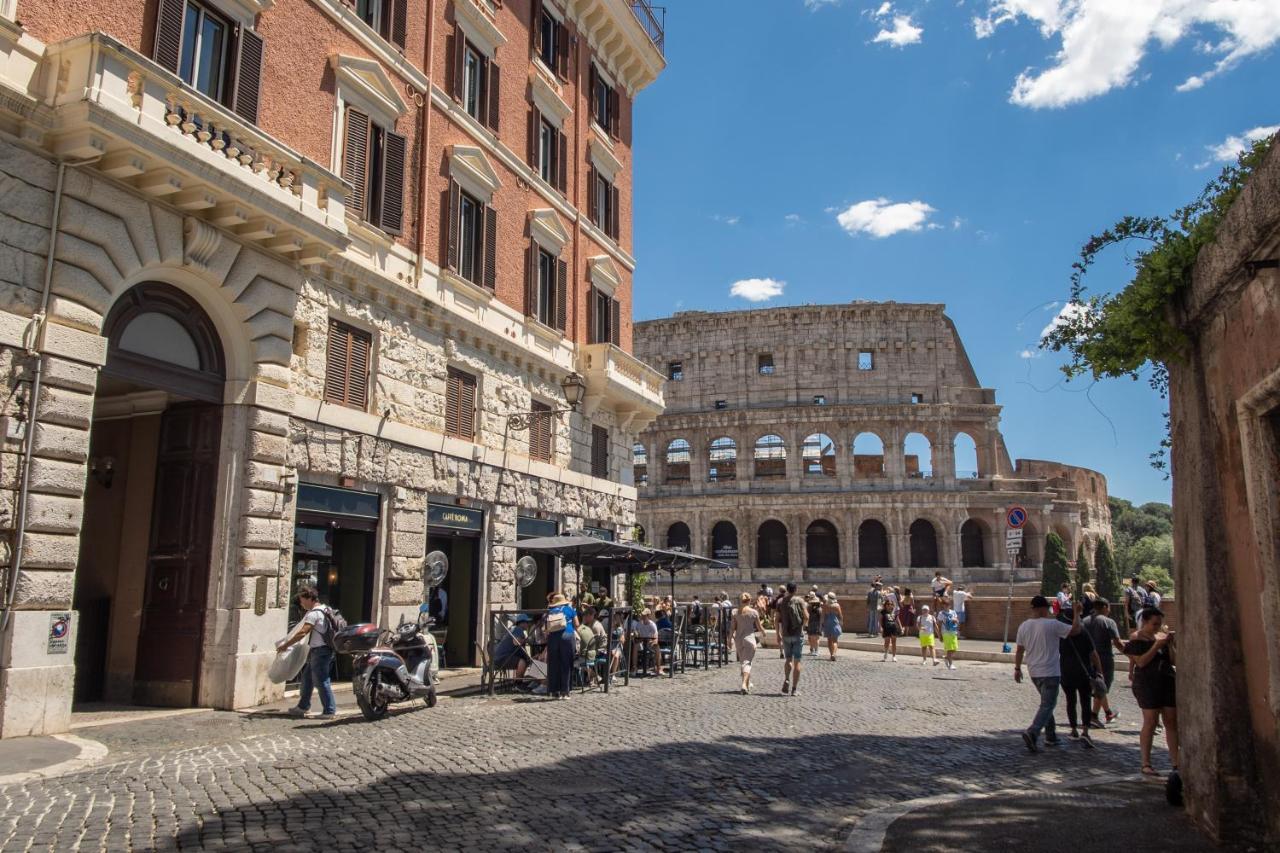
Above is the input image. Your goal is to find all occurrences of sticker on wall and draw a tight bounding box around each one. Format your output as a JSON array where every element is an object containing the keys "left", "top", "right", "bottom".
[{"left": 47, "top": 612, "right": 71, "bottom": 655}]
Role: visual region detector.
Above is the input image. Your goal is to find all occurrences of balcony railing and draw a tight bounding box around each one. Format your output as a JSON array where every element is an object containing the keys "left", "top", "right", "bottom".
[{"left": 630, "top": 2, "right": 665, "bottom": 55}]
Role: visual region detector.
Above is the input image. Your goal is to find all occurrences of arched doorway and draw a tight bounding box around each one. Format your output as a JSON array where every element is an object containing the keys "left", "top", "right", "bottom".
[
  {"left": 74, "top": 283, "right": 226, "bottom": 707},
  {"left": 806, "top": 520, "right": 840, "bottom": 568},
  {"left": 666, "top": 521, "right": 691, "bottom": 552},
  {"left": 858, "top": 519, "right": 890, "bottom": 568},
  {"left": 961, "top": 519, "right": 988, "bottom": 567},
  {"left": 710, "top": 520, "right": 739, "bottom": 565},
  {"left": 757, "top": 520, "right": 789, "bottom": 568},
  {"left": 909, "top": 519, "right": 939, "bottom": 568}
]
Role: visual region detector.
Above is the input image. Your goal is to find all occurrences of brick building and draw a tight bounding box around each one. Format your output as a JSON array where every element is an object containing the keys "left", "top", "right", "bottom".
[
  {"left": 0, "top": 0, "right": 666, "bottom": 736},
  {"left": 632, "top": 304, "right": 1111, "bottom": 590}
]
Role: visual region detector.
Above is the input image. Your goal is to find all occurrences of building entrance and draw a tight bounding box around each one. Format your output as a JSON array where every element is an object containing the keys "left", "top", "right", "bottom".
[
  {"left": 517, "top": 516, "right": 558, "bottom": 610},
  {"left": 427, "top": 503, "right": 484, "bottom": 667}
]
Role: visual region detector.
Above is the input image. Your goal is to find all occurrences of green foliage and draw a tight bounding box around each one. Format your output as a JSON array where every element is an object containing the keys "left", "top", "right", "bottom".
[
  {"left": 1140, "top": 565, "right": 1175, "bottom": 596},
  {"left": 1108, "top": 497, "right": 1175, "bottom": 595},
  {"left": 1075, "top": 542, "right": 1093, "bottom": 594},
  {"left": 1042, "top": 135, "right": 1275, "bottom": 471},
  {"left": 627, "top": 571, "right": 649, "bottom": 616},
  {"left": 1094, "top": 538, "right": 1124, "bottom": 604},
  {"left": 1041, "top": 532, "right": 1070, "bottom": 598}
]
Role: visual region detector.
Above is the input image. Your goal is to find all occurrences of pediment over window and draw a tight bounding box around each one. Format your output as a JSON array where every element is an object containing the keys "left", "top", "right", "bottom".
[
  {"left": 448, "top": 144, "right": 503, "bottom": 200},
  {"left": 454, "top": 0, "right": 507, "bottom": 55},
  {"left": 588, "top": 255, "right": 621, "bottom": 296},
  {"left": 529, "top": 208, "right": 569, "bottom": 253},
  {"left": 330, "top": 54, "right": 408, "bottom": 127},
  {"left": 530, "top": 70, "right": 572, "bottom": 129},
  {"left": 589, "top": 135, "right": 622, "bottom": 182}
]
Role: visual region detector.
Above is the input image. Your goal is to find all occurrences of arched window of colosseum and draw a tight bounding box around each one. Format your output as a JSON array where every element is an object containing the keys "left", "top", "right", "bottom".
[
  {"left": 909, "top": 519, "right": 940, "bottom": 568},
  {"left": 953, "top": 432, "right": 979, "bottom": 479},
  {"left": 665, "top": 438, "right": 691, "bottom": 482},
  {"left": 801, "top": 433, "right": 837, "bottom": 477},
  {"left": 666, "top": 521, "right": 691, "bottom": 552},
  {"left": 1052, "top": 524, "right": 1074, "bottom": 556},
  {"left": 961, "top": 519, "right": 988, "bottom": 568},
  {"left": 858, "top": 520, "right": 890, "bottom": 568},
  {"left": 852, "top": 432, "right": 885, "bottom": 478},
  {"left": 904, "top": 432, "right": 933, "bottom": 478},
  {"left": 633, "top": 444, "right": 648, "bottom": 486},
  {"left": 711, "top": 521, "right": 739, "bottom": 564},
  {"left": 756, "top": 520, "right": 789, "bottom": 568},
  {"left": 1018, "top": 521, "right": 1040, "bottom": 568},
  {"left": 806, "top": 520, "right": 840, "bottom": 568},
  {"left": 754, "top": 434, "right": 787, "bottom": 478},
  {"left": 709, "top": 437, "right": 737, "bottom": 482}
]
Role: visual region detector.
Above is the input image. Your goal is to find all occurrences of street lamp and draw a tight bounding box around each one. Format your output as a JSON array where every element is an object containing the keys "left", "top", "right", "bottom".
[{"left": 506, "top": 371, "right": 588, "bottom": 431}]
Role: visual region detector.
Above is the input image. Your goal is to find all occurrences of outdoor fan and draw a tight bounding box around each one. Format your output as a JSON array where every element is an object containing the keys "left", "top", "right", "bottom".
[
  {"left": 424, "top": 550, "right": 449, "bottom": 588},
  {"left": 514, "top": 555, "right": 538, "bottom": 589}
]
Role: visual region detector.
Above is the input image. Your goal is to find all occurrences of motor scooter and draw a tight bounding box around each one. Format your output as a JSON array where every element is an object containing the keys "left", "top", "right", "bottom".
[{"left": 335, "top": 612, "right": 439, "bottom": 721}]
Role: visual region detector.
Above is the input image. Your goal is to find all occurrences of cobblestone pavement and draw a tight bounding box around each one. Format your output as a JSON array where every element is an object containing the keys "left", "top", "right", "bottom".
[{"left": 0, "top": 651, "right": 1177, "bottom": 852}]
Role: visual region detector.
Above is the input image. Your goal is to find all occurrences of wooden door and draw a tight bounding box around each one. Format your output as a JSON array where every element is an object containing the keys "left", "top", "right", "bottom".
[{"left": 133, "top": 403, "right": 222, "bottom": 706}]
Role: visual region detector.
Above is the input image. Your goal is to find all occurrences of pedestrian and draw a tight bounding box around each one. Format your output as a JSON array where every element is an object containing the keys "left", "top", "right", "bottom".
[
  {"left": 1144, "top": 580, "right": 1162, "bottom": 609},
  {"left": 544, "top": 591, "right": 577, "bottom": 699},
  {"left": 931, "top": 571, "right": 953, "bottom": 610},
  {"left": 778, "top": 582, "right": 807, "bottom": 696},
  {"left": 1080, "top": 582, "right": 1099, "bottom": 617},
  {"left": 899, "top": 588, "right": 917, "bottom": 635},
  {"left": 866, "top": 580, "right": 883, "bottom": 637},
  {"left": 805, "top": 591, "right": 823, "bottom": 656},
  {"left": 1083, "top": 599, "right": 1125, "bottom": 727},
  {"left": 821, "top": 592, "right": 843, "bottom": 661},
  {"left": 951, "top": 585, "right": 971, "bottom": 638},
  {"left": 1014, "top": 594, "right": 1082, "bottom": 752},
  {"left": 937, "top": 597, "right": 960, "bottom": 670},
  {"left": 277, "top": 584, "right": 338, "bottom": 719},
  {"left": 1055, "top": 583, "right": 1072, "bottom": 615},
  {"left": 771, "top": 584, "right": 789, "bottom": 658},
  {"left": 1058, "top": 608, "right": 1103, "bottom": 747},
  {"left": 917, "top": 605, "right": 939, "bottom": 666},
  {"left": 1123, "top": 576, "right": 1146, "bottom": 632},
  {"left": 1124, "top": 607, "right": 1179, "bottom": 777},
  {"left": 731, "top": 592, "right": 763, "bottom": 694},
  {"left": 880, "top": 599, "right": 901, "bottom": 662}
]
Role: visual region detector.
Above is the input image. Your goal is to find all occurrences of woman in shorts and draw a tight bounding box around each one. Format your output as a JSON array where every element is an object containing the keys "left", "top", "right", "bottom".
[
  {"left": 880, "top": 599, "right": 901, "bottom": 661},
  {"left": 821, "top": 592, "right": 843, "bottom": 661},
  {"left": 1123, "top": 606, "right": 1178, "bottom": 777},
  {"left": 805, "top": 592, "right": 823, "bottom": 656},
  {"left": 732, "top": 593, "right": 763, "bottom": 694}
]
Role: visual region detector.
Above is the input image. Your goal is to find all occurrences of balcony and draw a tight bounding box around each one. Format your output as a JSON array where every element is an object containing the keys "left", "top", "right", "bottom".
[
  {"left": 578, "top": 342, "right": 665, "bottom": 433},
  {"left": 629, "top": 2, "right": 665, "bottom": 55},
  {"left": 39, "top": 33, "right": 349, "bottom": 264}
]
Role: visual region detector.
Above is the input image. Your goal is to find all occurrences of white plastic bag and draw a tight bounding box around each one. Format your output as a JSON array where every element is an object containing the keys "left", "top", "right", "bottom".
[{"left": 268, "top": 642, "right": 309, "bottom": 683}]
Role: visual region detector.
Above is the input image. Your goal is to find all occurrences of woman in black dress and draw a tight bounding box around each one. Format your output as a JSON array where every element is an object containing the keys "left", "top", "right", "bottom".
[
  {"left": 805, "top": 592, "right": 823, "bottom": 656},
  {"left": 1058, "top": 610, "right": 1103, "bottom": 746},
  {"left": 880, "top": 600, "right": 900, "bottom": 661},
  {"left": 1123, "top": 606, "right": 1179, "bottom": 776}
]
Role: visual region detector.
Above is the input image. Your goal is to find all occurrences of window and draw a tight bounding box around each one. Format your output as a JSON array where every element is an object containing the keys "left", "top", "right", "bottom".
[
  {"left": 668, "top": 361, "right": 683, "bottom": 381},
  {"left": 528, "top": 108, "right": 567, "bottom": 193},
  {"left": 529, "top": 400, "right": 552, "bottom": 462},
  {"left": 709, "top": 437, "right": 737, "bottom": 482},
  {"left": 589, "top": 168, "right": 619, "bottom": 240},
  {"left": 323, "top": 319, "right": 372, "bottom": 410},
  {"left": 813, "top": 395, "right": 826, "bottom": 406},
  {"left": 757, "top": 353, "right": 774, "bottom": 375},
  {"left": 538, "top": 119, "right": 555, "bottom": 183},
  {"left": 445, "top": 367, "right": 477, "bottom": 440},
  {"left": 535, "top": 5, "right": 569, "bottom": 77},
  {"left": 459, "top": 192, "right": 483, "bottom": 283},
  {"left": 535, "top": 248, "right": 554, "bottom": 325},
  {"left": 341, "top": 108, "right": 407, "bottom": 234},
  {"left": 464, "top": 45, "right": 484, "bottom": 120},
  {"left": 714, "top": 400, "right": 727, "bottom": 410},
  {"left": 589, "top": 63, "right": 619, "bottom": 137},
  {"left": 632, "top": 443, "right": 648, "bottom": 486},
  {"left": 153, "top": 0, "right": 263, "bottom": 123},
  {"left": 858, "top": 350, "right": 874, "bottom": 370},
  {"left": 445, "top": 180, "right": 496, "bottom": 289},
  {"left": 450, "top": 34, "right": 500, "bottom": 131},
  {"left": 588, "top": 287, "right": 619, "bottom": 345},
  {"left": 665, "top": 439, "right": 691, "bottom": 482},
  {"left": 911, "top": 392, "right": 924, "bottom": 405},
  {"left": 355, "top": 0, "right": 407, "bottom": 49},
  {"left": 591, "top": 425, "right": 609, "bottom": 479},
  {"left": 526, "top": 242, "right": 566, "bottom": 330},
  {"left": 754, "top": 434, "right": 786, "bottom": 478}
]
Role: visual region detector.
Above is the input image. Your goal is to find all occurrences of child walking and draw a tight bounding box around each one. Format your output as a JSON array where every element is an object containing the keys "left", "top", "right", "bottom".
[
  {"left": 917, "top": 605, "right": 939, "bottom": 666},
  {"left": 938, "top": 599, "right": 960, "bottom": 670},
  {"left": 880, "top": 599, "right": 900, "bottom": 661}
]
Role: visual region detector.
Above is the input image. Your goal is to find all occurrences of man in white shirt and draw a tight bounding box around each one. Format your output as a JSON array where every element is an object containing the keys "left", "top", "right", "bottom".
[
  {"left": 276, "top": 585, "right": 337, "bottom": 719},
  {"left": 951, "top": 586, "right": 970, "bottom": 637},
  {"left": 1014, "top": 595, "right": 1081, "bottom": 752}
]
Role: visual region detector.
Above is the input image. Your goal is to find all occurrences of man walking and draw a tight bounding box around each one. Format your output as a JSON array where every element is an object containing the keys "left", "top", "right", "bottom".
[
  {"left": 1014, "top": 594, "right": 1082, "bottom": 752},
  {"left": 1083, "top": 599, "right": 1125, "bottom": 726},
  {"left": 1123, "top": 576, "right": 1146, "bottom": 632},
  {"left": 277, "top": 584, "right": 338, "bottom": 720},
  {"left": 779, "top": 582, "right": 807, "bottom": 696},
  {"left": 866, "top": 580, "right": 883, "bottom": 637}
]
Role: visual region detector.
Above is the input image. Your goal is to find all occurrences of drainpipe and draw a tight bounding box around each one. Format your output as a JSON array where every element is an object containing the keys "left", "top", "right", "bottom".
[
  {"left": 1, "top": 155, "right": 98, "bottom": 634},
  {"left": 413, "top": 0, "right": 437, "bottom": 286}
]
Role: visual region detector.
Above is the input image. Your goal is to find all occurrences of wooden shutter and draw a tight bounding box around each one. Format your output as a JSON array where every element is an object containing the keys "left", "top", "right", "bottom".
[
  {"left": 448, "top": 33, "right": 464, "bottom": 102},
  {"left": 525, "top": 244, "right": 538, "bottom": 317},
  {"left": 587, "top": 165, "right": 597, "bottom": 224},
  {"left": 588, "top": 65, "right": 598, "bottom": 123},
  {"left": 231, "top": 28, "right": 264, "bottom": 124},
  {"left": 527, "top": 104, "right": 541, "bottom": 169},
  {"left": 555, "top": 258, "right": 567, "bottom": 331},
  {"left": 530, "top": 401, "right": 551, "bottom": 462},
  {"left": 154, "top": 0, "right": 185, "bottom": 73},
  {"left": 592, "top": 425, "right": 609, "bottom": 479},
  {"left": 446, "top": 368, "right": 477, "bottom": 440},
  {"left": 486, "top": 58, "right": 501, "bottom": 132},
  {"left": 444, "top": 178, "right": 460, "bottom": 271},
  {"left": 556, "top": 21, "right": 570, "bottom": 79},
  {"left": 610, "top": 297, "right": 620, "bottom": 346},
  {"left": 531, "top": 0, "right": 542, "bottom": 53},
  {"left": 610, "top": 183, "right": 620, "bottom": 240},
  {"left": 608, "top": 86, "right": 620, "bottom": 138},
  {"left": 342, "top": 108, "right": 371, "bottom": 221},
  {"left": 349, "top": 326, "right": 370, "bottom": 409},
  {"left": 483, "top": 205, "right": 497, "bottom": 289},
  {"left": 324, "top": 319, "right": 371, "bottom": 409},
  {"left": 586, "top": 286, "right": 596, "bottom": 343},
  {"left": 323, "top": 319, "right": 349, "bottom": 405},
  {"left": 378, "top": 130, "right": 406, "bottom": 235},
  {"left": 556, "top": 128, "right": 567, "bottom": 194},
  {"left": 390, "top": 0, "right": 407, "bottom": 50}
]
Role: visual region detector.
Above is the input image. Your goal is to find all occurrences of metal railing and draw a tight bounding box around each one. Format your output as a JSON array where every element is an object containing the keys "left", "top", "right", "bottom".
[{"left": 630, "top": 2, "right": 666, "bottom": 54}]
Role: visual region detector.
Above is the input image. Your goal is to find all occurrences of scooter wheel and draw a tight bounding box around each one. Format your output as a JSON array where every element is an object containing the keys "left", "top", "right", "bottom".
[
  {"left": 425, "top": 688, "right": 438, "bottom": 708},
  {"left": 355, "top": 673, "right": 389, "bottom": 721}
]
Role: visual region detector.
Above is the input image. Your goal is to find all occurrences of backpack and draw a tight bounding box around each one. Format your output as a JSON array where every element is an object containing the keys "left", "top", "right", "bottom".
[
  {"left": 319, "top": 605, "right": 348, "bottom": 648},
  {"left": 785, "top": 596, "right": 807, "bottom": 636}
]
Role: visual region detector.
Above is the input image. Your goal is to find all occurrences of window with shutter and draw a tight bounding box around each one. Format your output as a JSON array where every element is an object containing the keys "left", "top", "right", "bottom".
[
  {"left": 455, "top": 189, "right": 486, "bottom": 285},
  {"left": 609, "top": 183, "right": 620, "bottom": 240},
  {"left": 483, "top": 206, "right": 498, "bottom": 289},
  {"left": 355, "top": 0, "right": 405, "bottom": 49},
  {"left": 342, "top": 110, "right": 403, "bottom": 235},
  {"left": 556, "top": 128, "right": 568, "bottom": 194},
  {"left": 555, "top": 259, "right": 567, "bottom": 331},
  {"left": 610, "top": 297, "right": 620, "bottom": 346},
  {"left": 231, "top": 28, "right": 263, "bottom": 124},
  {"left": 342, "top": 107, "right": 371, "bottom": 222},
  {"left": 156, "top": 0, "right": 262, "bottom": 117},
  {"left": 591, "top": 425, "right": 609, "bottom": 479},
  {"left": 486, "top": 59, "right": 501, "bottom": 132},
  {"left": 378, "top": 130, "right": 406, "bottom": 235},
  {"left": 527, "top": 104, "right": 542, "bottom": 170},
  {"left": 555, "top": 19, "right": 570, "bottom": 79},
  {"left": 445, "top": 367, "right": 477, "bottom": 440},
  {"left": 530, "top": 400, "right": 553, "bottom": 462},
  {"left": 324, "top": 319, "right": 372, "bottom": 410}
]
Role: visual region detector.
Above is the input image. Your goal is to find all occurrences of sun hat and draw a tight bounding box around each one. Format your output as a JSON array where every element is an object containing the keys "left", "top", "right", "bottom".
[{"left": 825, "top": 592, "right": 838, "bottom": 603}]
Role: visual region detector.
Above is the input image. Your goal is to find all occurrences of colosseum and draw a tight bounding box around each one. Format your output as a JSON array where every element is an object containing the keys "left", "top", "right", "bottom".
[{"left": 631, "top": 303, "right": 1111, "bottom": 592}]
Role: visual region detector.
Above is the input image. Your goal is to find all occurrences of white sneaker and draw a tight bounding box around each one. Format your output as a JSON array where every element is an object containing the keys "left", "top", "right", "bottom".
[
  {"left": 892, "top": 655, "right": 898, "bottom": 662},
  {"left": 948, "top": 662, "right": 957, "bottom": 670}
]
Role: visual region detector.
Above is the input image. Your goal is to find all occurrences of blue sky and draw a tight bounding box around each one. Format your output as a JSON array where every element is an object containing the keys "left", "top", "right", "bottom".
[{"left": 630, "top": 0, "right": 1280, "bottom": 506}]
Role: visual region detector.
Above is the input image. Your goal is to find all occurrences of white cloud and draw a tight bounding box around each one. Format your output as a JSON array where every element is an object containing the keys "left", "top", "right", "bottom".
[
  {"left": 730, "top": 278, "right": 786, "bottom": 302},
  {"left": 836, "top": 198, "right": 938, "bottom": 238},
  {"left": 874, "top": 1, "right": 893, "bottom": 17},
  {"left": 1203, "top": 125, "right": 1279, "bottom": 165},
  {"left": 873, "top": 15, "right": 923, "bottom": 46},
  {"left": 973, "top": 1, "right": 1280, "bottom": 108},
  {"left": 1019, "top": 348, "right": 1041, "bottom": 359},
  {"left": 951, "top": 216, "right": 966, "bottom": 229},
  {"left": 711, "top": 214, "right": 741, "bottom": 226},
  {"left": 1040, "top": 301, "right": 1088, "bottom": 340},
  {"left": 804, "top": 0, "right": 841, "bottom": 9},
  {"left": 785, "top": 213, "right": 803, "bottom": 222}
]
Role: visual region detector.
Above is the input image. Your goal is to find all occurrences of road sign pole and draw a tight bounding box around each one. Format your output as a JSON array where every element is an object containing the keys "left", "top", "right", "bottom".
[{"left": 1001, "top": 552, "right": 1018, "bottom": 653}]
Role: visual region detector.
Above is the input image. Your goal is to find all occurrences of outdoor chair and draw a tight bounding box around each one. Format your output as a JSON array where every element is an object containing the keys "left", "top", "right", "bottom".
[
  {"left": 683, "top": 625, "right": 709, "bottom": 669},
  {"left": 572, "top": 635, "right": 605, "bottom": 693},
  {"left": 658, "top": 628, "right": 681, "bottom": 674}
]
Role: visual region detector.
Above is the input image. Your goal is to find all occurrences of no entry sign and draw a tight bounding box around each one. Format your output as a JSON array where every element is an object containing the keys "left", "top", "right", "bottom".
[{"left": 1006, "top": 506, "right": 1027, "bottom": 529}]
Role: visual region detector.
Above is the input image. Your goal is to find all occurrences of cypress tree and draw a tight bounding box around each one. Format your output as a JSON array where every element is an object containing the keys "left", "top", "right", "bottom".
[
  {"left": 1076, "top": 542, "right": 1093, "bottom": 594},
  {"left": 1041, "top": 532, "right": 1070, "bottom": 598},
  {"left": 1095, "top": 538, "right": 1123, "bottom": 605}
]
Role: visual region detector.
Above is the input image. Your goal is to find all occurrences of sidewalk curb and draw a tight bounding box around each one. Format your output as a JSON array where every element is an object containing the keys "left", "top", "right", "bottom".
[
  {"left": 0, "top": 734, "right": 109, "bottom": 786},
  {"left": 764, "top": 632, "right": 1131, "bottom": 670}
]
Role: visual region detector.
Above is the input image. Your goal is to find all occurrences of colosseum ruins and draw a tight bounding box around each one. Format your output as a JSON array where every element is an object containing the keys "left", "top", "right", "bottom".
[{"left": 630, "top": 303, "right": 1111, "bottom": 591}]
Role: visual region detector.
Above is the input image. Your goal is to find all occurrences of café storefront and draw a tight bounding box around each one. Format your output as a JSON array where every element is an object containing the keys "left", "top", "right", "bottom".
[
  {"left": 426, "top": 503, "right": 484, "bottom": 668},
  {"left": 517, "top": 516, "right": 559, "bottom": 609}
]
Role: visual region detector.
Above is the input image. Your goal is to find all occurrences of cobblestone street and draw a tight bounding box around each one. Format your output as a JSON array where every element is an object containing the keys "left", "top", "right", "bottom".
[{"left": 0, "top": 651, "right": 1187, "bottom": 852}]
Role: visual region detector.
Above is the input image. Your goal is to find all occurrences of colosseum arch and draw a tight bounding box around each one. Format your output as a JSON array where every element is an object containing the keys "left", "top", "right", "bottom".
[
  {"left": 858, "top": 519, "right": 890, "bottom": 568},
  {"left": 904, "top": 432, "right": 933, "bottom": 478},
  {"left": 953, "top": 431, "right": 980, "bottom": 479},
  {"left": 961, "top": 518, "right": 989, "bottom": 567},
  {"left": 710, "top": 520, "right": 739, "bottom": 563},
  {"left": 806, "top": 520, "right": 840, "bottom": 568},
  {"left": 665, "top": 438, "right": 691, "bottom": 483},
  {"left": 756, "top": 519, "right": 789, "bottom": 568},
  {"left": 909, "top": 518, "right": 941, "bottom": 568},
  {"left": 666, "top": 521, "right": 691, "bottom": 552},
  {"left": 754, "top": 434, "right": 787, "bottom": 478},
  {"left": 632, "top": 443, "right": 648, "bottom": 486},
  {"left": 852, "top": 432, "right": 886, "bottom": 478},
  {"left": 1018, "top": 519, "right": 1042, "bottom": 567},
  {"left": 801, "top": 433, "right": 837, "bottom": 477},
  {"left": 708, "top": 436, "right": 737, "bottom": 482}
]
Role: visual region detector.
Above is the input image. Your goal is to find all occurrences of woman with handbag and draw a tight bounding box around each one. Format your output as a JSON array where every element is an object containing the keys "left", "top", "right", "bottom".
[
  {"left": 1058, "top": 609, "right": 1104, "bottom": 747},
  {"left": 544, "top": 591, "right": 577, "bottom": 699},
  {"left": 1124, "top": 607, "right": 1179, "bottom": 777}
]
